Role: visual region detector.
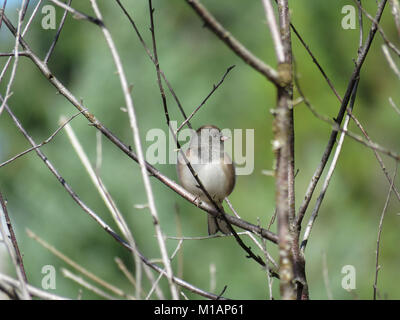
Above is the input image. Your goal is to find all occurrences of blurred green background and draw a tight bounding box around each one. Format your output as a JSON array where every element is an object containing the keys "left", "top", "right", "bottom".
[{"left": 0, "top": 0, "right": 399, "bottom": 300}]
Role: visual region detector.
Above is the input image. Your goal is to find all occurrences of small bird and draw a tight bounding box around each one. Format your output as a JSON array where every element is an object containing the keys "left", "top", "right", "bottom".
[{"left": 177, "top": 125, "right": 235, "bottom": 235}]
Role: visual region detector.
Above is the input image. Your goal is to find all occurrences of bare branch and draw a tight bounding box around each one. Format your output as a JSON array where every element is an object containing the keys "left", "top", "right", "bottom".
[
  {"left": 115, "top": 0, "right": 192, "bottom": 129},
  {"left": 0, "top": 191, "right": 30, "bottom": 299},
  {"left": 389, "top": 97, "right": 400, "bottom": 116},
  {"left": 0, "top": 52, "right": 29, "bottom": 57},
  {"left": 291, "top": 6, "right": 400, "bottom": 203},
  {"left": 2, "top": 97, "right": 222, "bottom": 300},
  {"left": 21, "top": 0, "right": 30, "bottom": 20},
  {"left": 61, "top": 268, "right": 117, "bottom": 300},
  {"left": 353, "top": 0, "right": 400, "bottom": 57},
  {"left": 61, "top": 120, "right": 144, "bottom": 299},
  {"left": 115, "top": 257, "right": 149, "bottom": 299},
  {"left": 261, "top": 0, "right": 284, "bottom": 63},
  {"left": 0, "top": 0, "right": 7, "bottom": 30},
  {"left": 382, "top": 44, "right": 400, "bottom": 79},
  {"left": 89, "top": 0, "right": 179, "bottom": 299},
  {"left": 390, "top": 0, "right": 400, "bottom": 37},
  {"left": 322, "top": 251, "right": 333, "bottom": 300},
  {"left": 373, "top": 164, "right": 397, "bottom": 299},
  {"left": 44, "top": 0, "right": 72, "bottom": 64},
  {"left": 295, "top": 77, "right": 400, "bottom": 197},
  {"left": 296, "top": 0, "right": 388, "bottom": 228},
  {"left": 301, "top": 80, "right": 360, "bottom": 253},
  {"left": 185, "top": 0, "right": 281, "bottom": 86},
  {"left": 0, "top": 0, "right": 43, "bottom": 85},
  {"left": 27, "top": 229, "right": 134, "bottom": 300},
  {"left": 0, "top": 273, "right": 68, "bottom": 300},
  {"left": 291, "top": 24, "right": 342, "bottom": 102},
  {"left": 49, "top": 0, "right": 102, "bottom": 26},
  {"left": 0, "top": 109, "right": 85, "bottom": 168},
  {"left": 1, "top": 11, "right": 279, "bottom": 244},
  {"left": 176, "top": 65, "right": 235, "bottom": 133},
  {"left": 348, "top": 110, "right": 400, "bottom": 202},
  {"left": 0, "top": 0, "right": 26, "bottom": 117}
]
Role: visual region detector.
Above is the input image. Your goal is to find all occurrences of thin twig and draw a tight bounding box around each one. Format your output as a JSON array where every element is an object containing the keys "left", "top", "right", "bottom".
[
  {"left": 62, "top": 116, "right": 144, "bottom": 299},
  {"left": 0, "top": 273, "right": 68, "bottom": 300},
  {"left": 292, "top": 13, "right": 400, "bottom": 203},
  {"left": 0, "top": 52, "right": 29, "bottom": 57},
  {"left": 296, "top": 0, "right": 388, "bottom": 227},
  {"left": 176, "top": 65, "right": 235, "bottom": 133},
  {"left": 21, "top": 0, "right": 30, "bottom": 20},
  {"left": 348, "top": 110, "right": 400, "bottom": 202},
  {"left": 174, "top": 204, "right": 184, "bottom": 280},
  {"left": 225, "top": 198, "right": 278, "bottom": 269},
  {"left": 358, "top": 0, "right": 364, "bottom": 50},
  {"left": 0, "top": 0, "right": 26, "bottom": 117},
  {"left": 115, "top": 0, "right": 192, "bottom": 129},
  {"left": 291, "top": 24, "right": 342, "bottom": 102},
  {"left": 353, "top": 0, "right": 400, "bottom": 57},
  {"left": 49, "top": 0, "right": 102, "bottom": 26},
  {"left": 61, "top": 268, "right": 117, "bottom": 300},
  {"left": 0, "top": 109, "right": 85, "bottom": 168},
  {"left": 382, "top": 44, "right": 400, "bottom": 79},
  {"left": 89, "top": 0, "right": 179, "bottom": 299},
  {"left": 261, "top": 235, "right": 274, "bottom": 300},
  {"left": 26, "top": 229, "right": 134, "bottom": 300},
  {"left": 0, "top": 280, "right": 19, "bottom": 300},
  {"left": 145, "top": 239, "right": 184, "bottom": 300},
  {"left": 389, "top": 97, "right": 400, "bottom": 116},
  {"left": 0, "top": 0, "right": 43, "bottom": 85},
  {"left": 262, "top": 0, "right": 284, "bottom": 63},
  {"left": 0, "top": 191, "right": 30, "bottom": 299},
  {"left": 114, "top": 257, "right": 148, "bottom": 299},
  {"left": 185, "top": 0, "right": 281, "bottom": 86},
  {"left": 300, "top": 0, "right": 364, "bottom": 252},
  {"left": 389, "top": 0, "right": 400, "bottom": 37},
  {"left": 44, "top": 0, "right": 72, "bottom": 64},
  {"left": 373, "top": 164, "right": 397, "bottom": 300},
  {"left": 0, "top": 0, "right": 7, "bottom": 30}
]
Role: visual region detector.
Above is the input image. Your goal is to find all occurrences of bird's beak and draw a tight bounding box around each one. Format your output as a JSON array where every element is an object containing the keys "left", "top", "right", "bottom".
[{"left": 220, "top": 135, "right": 230, "bottom": 142}]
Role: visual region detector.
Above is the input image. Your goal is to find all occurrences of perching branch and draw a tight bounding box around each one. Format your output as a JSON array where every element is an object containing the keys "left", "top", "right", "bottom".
[
  {"left": 148, "top": 1, "right": 267, "bottom": 269},
  {"left": 1, "top": 13, "right": 278, "bottom": 245}
]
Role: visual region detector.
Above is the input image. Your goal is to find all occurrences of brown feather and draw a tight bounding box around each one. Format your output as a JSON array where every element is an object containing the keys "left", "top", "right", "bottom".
[{"left": 222, "top": 153, "right": 236, "bottom": 196}]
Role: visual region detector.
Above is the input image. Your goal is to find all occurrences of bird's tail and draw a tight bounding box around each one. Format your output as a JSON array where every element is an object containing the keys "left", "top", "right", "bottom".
[{"left": 207, "top": 203, "right": 232, "bottom": 235}]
